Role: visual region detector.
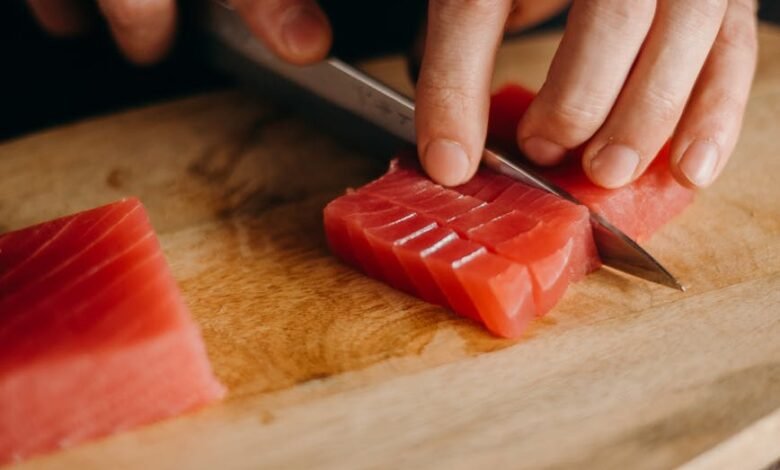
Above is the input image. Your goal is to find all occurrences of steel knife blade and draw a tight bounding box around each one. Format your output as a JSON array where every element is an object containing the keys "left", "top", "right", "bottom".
[{"left": 200, "top": 1, "right": 685, "bottom": 291}]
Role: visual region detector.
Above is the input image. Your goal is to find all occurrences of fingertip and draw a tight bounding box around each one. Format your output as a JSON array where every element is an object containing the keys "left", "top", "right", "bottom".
[
  {"left": 278, "top": 5, "right": 332, "bottom": 64},
  {"left": 422, "top": 139, "right": 473, "bottom": 187},
  {"left": 520, "top": 136, "right": 567, "bottom": 166},
  {"left": 584, "top": 144, "right": 640, "bottom": 189},
  {"left": 672, "top": 139, "right": 720, "bottom": 189},
  {"left": 120, "top": 27, "right": 175, "bottom": 65},
  {"left": 122, "top": 31, "right": 174, "bottom": 65},
  {"left": 98, "top": 0, "right": 177, "bottom": 65}
]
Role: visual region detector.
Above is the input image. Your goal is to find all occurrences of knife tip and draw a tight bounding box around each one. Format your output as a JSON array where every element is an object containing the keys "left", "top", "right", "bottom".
[
  {"left": 656, "top": 270, "right": 686, "bottom": 292},
  {"left": 659, "top": 271, "right": 686, "bottom": 292}
]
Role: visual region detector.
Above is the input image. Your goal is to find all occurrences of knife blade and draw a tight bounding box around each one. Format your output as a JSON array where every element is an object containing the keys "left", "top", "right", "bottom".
[{"left": 200, "top": 1, "right": 685, "bottom": 291}]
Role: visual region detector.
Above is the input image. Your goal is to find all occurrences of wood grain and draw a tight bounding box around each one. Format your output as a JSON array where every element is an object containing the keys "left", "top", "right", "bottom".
[{"left": 2, "top": 25, "right": 780, "bottom": 470}]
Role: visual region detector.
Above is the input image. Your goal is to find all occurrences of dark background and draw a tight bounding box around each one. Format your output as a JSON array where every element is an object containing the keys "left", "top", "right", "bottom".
[{"left": 1, "top": 1, "right": 778, "bottom": 142}]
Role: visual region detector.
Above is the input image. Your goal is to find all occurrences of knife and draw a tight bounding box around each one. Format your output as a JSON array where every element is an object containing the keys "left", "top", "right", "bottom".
[{"left": 199, "top": 1, "right": 685, "bottom": 291}]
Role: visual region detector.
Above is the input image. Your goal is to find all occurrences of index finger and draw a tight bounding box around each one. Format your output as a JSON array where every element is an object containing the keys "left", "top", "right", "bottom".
[{"left": 416, "top": 0, "right": 513, "bottom": 186}]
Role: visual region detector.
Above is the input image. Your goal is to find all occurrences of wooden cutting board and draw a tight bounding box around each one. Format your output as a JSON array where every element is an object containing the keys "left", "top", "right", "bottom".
[{"left": 4, "top": 25, "right": 780, "bottom": 470}]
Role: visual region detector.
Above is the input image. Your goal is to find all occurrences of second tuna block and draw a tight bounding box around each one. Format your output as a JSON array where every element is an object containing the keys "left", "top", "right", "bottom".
[{"left": 0, "top": 198, "right": 225, "bottom": 464}]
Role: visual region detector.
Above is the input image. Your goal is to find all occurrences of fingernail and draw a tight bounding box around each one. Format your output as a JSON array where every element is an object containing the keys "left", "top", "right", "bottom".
[
  {"left": 280, "top": 6, "right": 327, "bottom": 59},
  {"left": 678, "top": 140, "right": 719, "bottom": 187},
  {"left": 424, "top": 139, "right": 470, "bottom": 186},
  {"left": 589, "top": 144, "right": 640, "bottom": 188},
  {"left": 521, "top": 137, "right": 567, "bottom": 166}
]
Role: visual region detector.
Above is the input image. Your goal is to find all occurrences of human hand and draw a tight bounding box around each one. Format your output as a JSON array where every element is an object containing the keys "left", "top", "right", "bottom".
[
  {"left": 26, "top": 0, "right": 332, "bottom": 65},
  {"left": 29, "top": 1, "right": 757, "bottom": 191},
  {"left": 416, "top": 0, "right": 758, "bottom": 190}
]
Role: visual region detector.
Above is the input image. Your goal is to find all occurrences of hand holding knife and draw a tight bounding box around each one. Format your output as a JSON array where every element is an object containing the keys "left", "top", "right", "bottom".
[{"left": 200, "top": 0, "right": 684, "bottom": 291}]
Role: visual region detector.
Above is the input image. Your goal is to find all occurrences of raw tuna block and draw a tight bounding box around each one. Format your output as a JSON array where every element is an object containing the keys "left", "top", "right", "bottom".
[
  {"left": 326, "top": 160, "right": 592, "bottom": 336},
  {"left": 0, "top": 198, "right": 225, "bottom": 464}
]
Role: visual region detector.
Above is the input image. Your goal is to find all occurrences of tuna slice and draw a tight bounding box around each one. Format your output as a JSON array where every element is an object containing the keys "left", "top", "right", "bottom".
[
  {"left": 324, "top": 84, "right": 694, "bottom": 339},
  {"left": 0, "top": 198, "right": 225, "bottom": 464}
]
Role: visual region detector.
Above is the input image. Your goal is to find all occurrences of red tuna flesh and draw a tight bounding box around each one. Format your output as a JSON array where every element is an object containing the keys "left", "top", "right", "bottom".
[
  {"left": 0, "top": 198, "right": 225, "bottom": 464},
  {"left": 488, "top": 84, "right": 695, "bottom": 242},
  {"left": 325, "top": 161, "right": 594, "bottom": 338}
]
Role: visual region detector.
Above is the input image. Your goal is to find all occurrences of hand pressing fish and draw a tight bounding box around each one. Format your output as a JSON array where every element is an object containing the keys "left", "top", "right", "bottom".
[{"left": 324, "top": 85, "right": 694, "bottom": 339}]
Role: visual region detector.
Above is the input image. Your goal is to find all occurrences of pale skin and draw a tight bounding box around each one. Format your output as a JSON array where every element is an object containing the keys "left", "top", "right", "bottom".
[{"left": 28, "top": 0, "right": 758, "bottom": 190}]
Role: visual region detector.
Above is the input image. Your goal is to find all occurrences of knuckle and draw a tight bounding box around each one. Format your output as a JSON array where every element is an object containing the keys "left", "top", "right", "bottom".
[
  {"left": 708, "top": 90, "right": 747, "bottom": 118},
  {"left": 531, "top": 96, "right": 607, "bottom": 145},
  {"left": 100, "top": 0, "right": 169, "bottom": 30},
  {"left": 419, "top": 80, "right": 479, "bottom": 117},
  {"left": 642, "top": 87, "right": 684, "bottom": 125}
]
